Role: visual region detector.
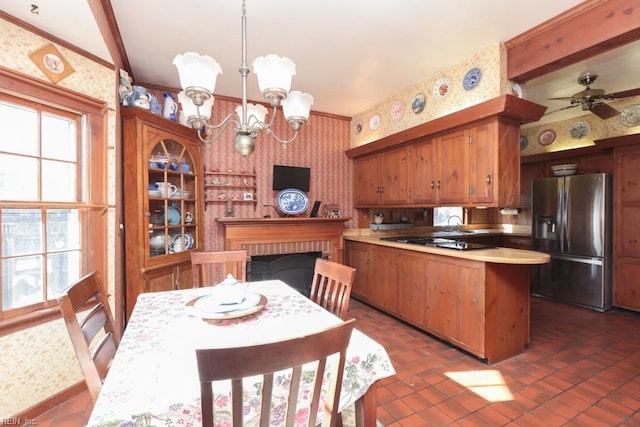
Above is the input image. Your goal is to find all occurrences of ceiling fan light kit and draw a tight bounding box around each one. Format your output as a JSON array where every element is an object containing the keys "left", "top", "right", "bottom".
[
  {"left": 547, "top": 72, "right": 640, "bottom": 120},
  {"left": 173, "top": 0, "right": 313, "bottom": 156}
]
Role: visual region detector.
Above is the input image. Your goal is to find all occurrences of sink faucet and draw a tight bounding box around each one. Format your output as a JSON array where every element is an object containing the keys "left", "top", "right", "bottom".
[{"left": 446, "top": 215, "right": 463, "bottom": 231}]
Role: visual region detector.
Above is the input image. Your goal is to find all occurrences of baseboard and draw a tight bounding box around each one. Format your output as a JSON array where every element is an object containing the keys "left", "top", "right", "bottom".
[{"left": 3, "top": 381, "right": 87, "bottom": 426}]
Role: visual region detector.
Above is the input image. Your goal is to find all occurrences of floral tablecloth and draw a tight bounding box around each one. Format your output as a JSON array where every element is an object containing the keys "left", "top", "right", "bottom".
[{"left": 88, "top": 280, "right": 395, "bottom": 427}]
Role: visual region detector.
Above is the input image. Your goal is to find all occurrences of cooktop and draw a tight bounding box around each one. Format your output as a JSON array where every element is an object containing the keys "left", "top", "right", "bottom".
[{"left": 380, "top": 235, "right": 495, "bottom": 251}]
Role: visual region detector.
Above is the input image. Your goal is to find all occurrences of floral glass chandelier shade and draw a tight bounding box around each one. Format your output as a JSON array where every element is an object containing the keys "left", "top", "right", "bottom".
[{"left": 172, "top": 0, "right": 313, "bottom": 156}]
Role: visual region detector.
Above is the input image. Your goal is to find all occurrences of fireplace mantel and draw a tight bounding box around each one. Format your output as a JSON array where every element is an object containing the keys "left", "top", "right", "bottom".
[{"left": 216, "top": 217, "right": 351, "bottom": 262}]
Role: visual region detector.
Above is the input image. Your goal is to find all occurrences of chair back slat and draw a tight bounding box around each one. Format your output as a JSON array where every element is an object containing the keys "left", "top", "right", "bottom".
[
  {"left": 191, "top": 250, "right": 247, "bottom": 287},
  {"left": 57, "top": 271, "right": 119, "bottom": 403},
  {"left": 197, "top": 319, "right": 356, "bottom": 427},
  {"left": 310, "top": 258, "right": 357, "bottom": 319}
]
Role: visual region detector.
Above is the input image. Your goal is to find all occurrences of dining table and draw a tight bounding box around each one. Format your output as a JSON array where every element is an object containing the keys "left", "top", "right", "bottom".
[{"left": 88, "top": 279, "right": 395, "bottom": 427}]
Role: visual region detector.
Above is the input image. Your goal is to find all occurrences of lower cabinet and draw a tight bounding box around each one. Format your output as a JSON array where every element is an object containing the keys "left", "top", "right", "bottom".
[
  {"left": 345, "top": 241, "right": 531, "bottom": 363},
  {"left": 126, "top": 261, "right": 193, "bottom": 319},
  {"left": 425, "top": 257, "right": 485, "bottom": 355},
  {"left": 345, "top": 241, "right": 371, "bottom": 301},
  {"left": 370, "top": 246, "right": 400, "bottom": 313}
]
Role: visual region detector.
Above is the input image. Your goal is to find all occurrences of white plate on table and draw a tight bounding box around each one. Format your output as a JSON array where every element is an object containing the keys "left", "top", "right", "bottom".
[{"left": 186, "top": 291, "right": 267, "bottom": 320}]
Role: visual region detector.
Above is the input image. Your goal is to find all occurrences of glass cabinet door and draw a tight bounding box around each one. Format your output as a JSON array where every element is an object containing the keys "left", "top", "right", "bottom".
[{"left": 146, "top": 138, "right": 197, "bottom": 258}]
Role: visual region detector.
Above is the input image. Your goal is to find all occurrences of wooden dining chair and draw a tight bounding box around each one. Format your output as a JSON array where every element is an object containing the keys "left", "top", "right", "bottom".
[
  {"left": 196, "top": 318, "right": 356, "bottom": 427},
  {"left": 190, "top": 250, "right": 248, "bottom": 287},
  {"left": 57, "top": 271, "right": 120, "bottom": 404},
  {"left": 310, "top": 258, "right": 357, "bottom": 319}
]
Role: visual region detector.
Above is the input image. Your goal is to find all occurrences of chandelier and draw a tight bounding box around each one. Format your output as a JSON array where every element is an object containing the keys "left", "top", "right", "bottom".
[{"left": 173, "top": 0, "right": 314, "bottom": 156}]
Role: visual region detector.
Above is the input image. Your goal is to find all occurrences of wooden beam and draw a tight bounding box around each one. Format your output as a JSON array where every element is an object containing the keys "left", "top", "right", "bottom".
[{"left": 505, "top": 0, "right": 640, "bottom": 82}]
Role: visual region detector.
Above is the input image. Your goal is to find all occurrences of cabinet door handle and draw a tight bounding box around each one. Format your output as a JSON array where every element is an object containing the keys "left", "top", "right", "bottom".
[
  {"left": 437, "top": 180, "right": 441, "bottom": 189},
  {"left": 380, "top": 186, "right": 384, "bottom": 193},
  {"left": 486, "top": 174, "right": 492, "bottom": 184},
  {"left": 430, "top": 181, "right": 435, "bottom": 189}
]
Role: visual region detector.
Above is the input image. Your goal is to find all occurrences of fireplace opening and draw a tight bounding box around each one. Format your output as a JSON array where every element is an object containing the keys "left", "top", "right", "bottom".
[{"left": 250, "top": 251, "right": 323, "bottom": 297}]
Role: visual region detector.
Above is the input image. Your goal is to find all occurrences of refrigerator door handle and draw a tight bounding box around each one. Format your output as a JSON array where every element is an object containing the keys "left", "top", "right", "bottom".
[
  {"left": 551, "top": 254, "right": 603, "bottom": 266},
  {"left": 562, "top": 179, "right": 569, "bottom": 253}
]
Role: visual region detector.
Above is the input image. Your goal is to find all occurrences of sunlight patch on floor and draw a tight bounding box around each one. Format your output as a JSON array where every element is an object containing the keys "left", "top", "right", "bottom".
[{"left": 445, "top": 370, "right": 514, "bottom": 402}]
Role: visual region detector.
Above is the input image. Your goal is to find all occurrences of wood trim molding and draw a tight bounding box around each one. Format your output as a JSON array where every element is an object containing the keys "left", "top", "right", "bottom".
[
  {"left": 505, "top": 0, "right": 640, "bottom": 82},
  {"left": 4, "top": 381, "right": 87, "bottom": 423},
  {"left": 345, "top": 95, "right": 546, "bottom": 159},
  {"left": 0, "top": 65, "right": 107, "bottom": 115},
  {"left": 0, "top": 11, "right": 113, "bottom": 70}
]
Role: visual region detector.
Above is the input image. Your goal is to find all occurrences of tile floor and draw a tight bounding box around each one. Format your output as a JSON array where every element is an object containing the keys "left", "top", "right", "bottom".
[{"left": 32, "top": 296, "right": 640, "bottom": 426}]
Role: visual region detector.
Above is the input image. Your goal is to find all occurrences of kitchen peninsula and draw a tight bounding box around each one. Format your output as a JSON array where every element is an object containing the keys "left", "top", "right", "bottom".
[{"left": 344, "top": 230, "right": 549, "bottom": 364}]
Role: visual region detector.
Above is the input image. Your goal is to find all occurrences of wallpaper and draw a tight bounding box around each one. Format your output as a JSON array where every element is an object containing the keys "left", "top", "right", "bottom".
[
  {"left": 521, "top": 97, "right": 640, "bottom": 156},
  {"left": 0, "top": 17, "right": 117, "bottom": 416},
  {"left": 349, "top": 43, "right": 508, "bottom": 147},
  {"left": 198, "top": 98, "right": 353, "bottom": 249}
]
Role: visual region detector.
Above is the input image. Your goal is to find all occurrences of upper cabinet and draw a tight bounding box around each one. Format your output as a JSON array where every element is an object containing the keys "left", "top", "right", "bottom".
[
  {"left": 121, "top": 108, "right": 203, "bottom": 319},
  {"left": 352, "top": 117, "right": 522, "bottom": 208}
]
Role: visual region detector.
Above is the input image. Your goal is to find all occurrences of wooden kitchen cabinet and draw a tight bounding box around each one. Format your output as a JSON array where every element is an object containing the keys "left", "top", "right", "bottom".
[
  {"left": 425, "top": 257, "right": 485, "bottom": 355},
  {"left": 613, "top": 146, "right": 640, "bottom": 311},
  {"left": 434, "top": 129, "right": 470, "bottom": 204},
  {"left": 122, "top": 108, "right": 203, "bottom": 320},
  {"left": 353, "top": 154, "right": 380, "bottom": 206},
  {"left": 397, "top": 251, "right": 429, "bottom": 327},
  {"left": 519, "top": 162, "right": 547, "bottom": 208},
  {"left": 352, "top": 118, "right": 521, "bottom": 208},
  {"left": 369, "top": 246, "right": 400, "bottom": 313},
  {"left": 344, "top": 241, "right": 371, "bottom": 301},
  {"left": 353, "top": 146, "right": 411, "bottom": 206}
]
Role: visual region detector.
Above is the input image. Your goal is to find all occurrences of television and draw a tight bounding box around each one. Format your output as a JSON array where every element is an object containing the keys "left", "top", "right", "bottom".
[{"left": 272, "top": 165, "right": 310, "bottom": 192}]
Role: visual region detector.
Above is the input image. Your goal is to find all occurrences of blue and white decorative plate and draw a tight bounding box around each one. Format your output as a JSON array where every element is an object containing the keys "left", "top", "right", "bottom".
[
  {"left": 276, "top": 188, "right": 309, "bottom": 215},
  {"left": 463, "top": 67, "right": 482, "bottom": 90},
  {"left": 412, "top": 93, "right": 426, "bottom": 114},
  {"left": 520, "top": 135, "right": 528, "bottom": 150},
  {"left": 166, "top": 205, "right": 181, "bottom": 225},
  {"left": 568, "top": 122, "right": 590, "bottom": 139}
]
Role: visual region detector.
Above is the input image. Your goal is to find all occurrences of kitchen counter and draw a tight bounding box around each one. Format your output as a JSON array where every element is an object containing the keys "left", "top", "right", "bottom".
[
  {"left": 344, "top": 226, "right": 548, "bottom": 265},
  {"left": 344, "top": 226, "right": 547, "bottom": 364}
]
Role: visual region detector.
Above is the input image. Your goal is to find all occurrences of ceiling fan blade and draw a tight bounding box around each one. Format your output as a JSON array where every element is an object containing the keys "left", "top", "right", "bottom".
[
  {"left": 549, "top": 96, "right": 579, "bottom": 101},
  {"left": 543, "top": 104, "right": 580, "bottom": 116},
  {"left": 590, "top": 103, "right": 619, "bottom": 119},
  {"left": 605, "top": 87, "right": 640, "bottom": 99}
]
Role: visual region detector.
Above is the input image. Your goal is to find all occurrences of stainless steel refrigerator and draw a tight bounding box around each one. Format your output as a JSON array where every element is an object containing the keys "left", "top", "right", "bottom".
[{"left": 531, "top": 173, "right": 612, "bottom": 311}]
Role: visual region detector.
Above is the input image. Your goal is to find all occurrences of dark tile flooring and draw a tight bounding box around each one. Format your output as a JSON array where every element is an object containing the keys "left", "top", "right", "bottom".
[{"left": 32, "top": 296, "right": 640, "bottom": 426}]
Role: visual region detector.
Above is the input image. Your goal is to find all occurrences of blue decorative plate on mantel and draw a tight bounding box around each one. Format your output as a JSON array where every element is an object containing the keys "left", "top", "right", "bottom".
[{"left": 276, "top": 188, "right": 309, "bottom": 215}]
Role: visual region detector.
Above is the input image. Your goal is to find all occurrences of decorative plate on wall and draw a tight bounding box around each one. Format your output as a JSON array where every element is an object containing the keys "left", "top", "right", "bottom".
[
  {"left": 354, "top": 122, "right": 363, "bottom": 135},
  {"left": 412, "top": 93, "right": 426, "bottom": 114},
  {"left": 520, "top": 135, "right": 528, "bottom": 150},
  {"left": 462, "top": 67, "right": 482, "bottom": 90},
  {"left": 390, "top": 100, "right": 405, "bottom": 121},
  {"left": 538, "top": 129, "right": 556, "bottom": 146},
  {"left": 568, "top": 122, "right": 590, "bottom": 139},
  {"left": 433, "top": 78, "right": 451, "bottom": 99},
  {"left": 620, "top": 104, "right": 640, "bottom": 127},
  {"left": 368, "top": 114, "right": 381, "bottom": 131},
  {"left": 511, "top": 83, "right": 523, "bottom": 98}
]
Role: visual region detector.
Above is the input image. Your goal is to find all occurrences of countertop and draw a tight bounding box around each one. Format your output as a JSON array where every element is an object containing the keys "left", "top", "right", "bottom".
[{"left": 344, "top": 226, "right": 549, "bottom": 265}]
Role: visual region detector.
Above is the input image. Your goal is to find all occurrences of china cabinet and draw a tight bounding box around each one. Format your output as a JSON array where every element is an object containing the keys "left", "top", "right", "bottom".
[
  {"left": 204, "top": 170, "right": 257, "bottom": 208},
  {"left": 122, "top": 108, "right": 203, "bottom": 320}
]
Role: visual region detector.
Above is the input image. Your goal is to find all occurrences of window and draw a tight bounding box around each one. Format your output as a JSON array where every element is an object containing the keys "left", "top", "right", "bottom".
[
  {"left": 433, "top": 207, "right": 464, "bottom": 227},
  {"left": 0, "top": 70, "right": 107, "bottom": 328},
  {"left": 0, "top": 98, "right": 83, "bottom": 315}
]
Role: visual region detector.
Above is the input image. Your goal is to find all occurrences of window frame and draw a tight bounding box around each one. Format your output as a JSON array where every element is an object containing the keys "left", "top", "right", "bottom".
[{"left": 0, "top": 66, "right": 108, "bottom": 335}]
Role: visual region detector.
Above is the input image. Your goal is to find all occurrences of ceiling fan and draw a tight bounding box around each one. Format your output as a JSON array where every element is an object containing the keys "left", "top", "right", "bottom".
[{"left": 545, "top": 72, "right": 640, "bottom": 119}]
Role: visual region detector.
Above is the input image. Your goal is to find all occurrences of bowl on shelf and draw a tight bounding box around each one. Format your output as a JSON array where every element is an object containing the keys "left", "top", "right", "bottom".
[{"left": 551, "top": 163, "right": 578, "bottom": 176}]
